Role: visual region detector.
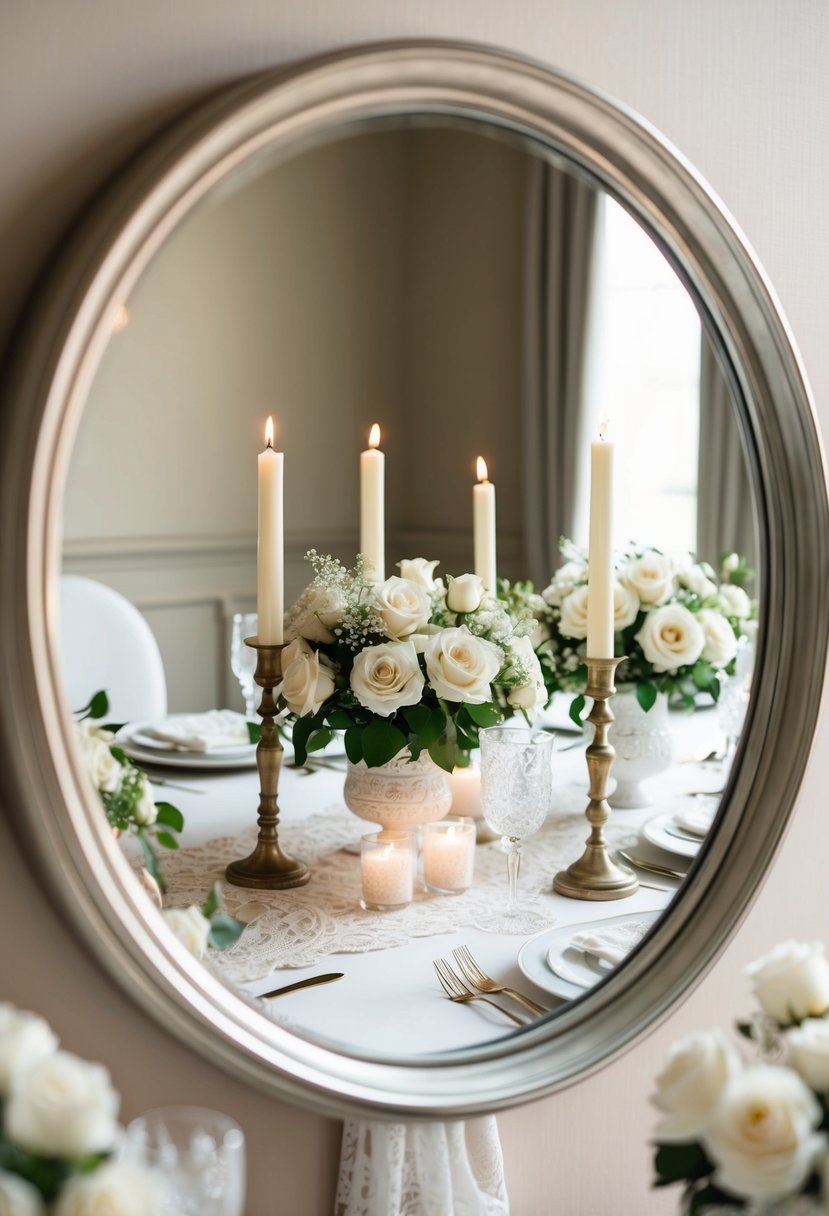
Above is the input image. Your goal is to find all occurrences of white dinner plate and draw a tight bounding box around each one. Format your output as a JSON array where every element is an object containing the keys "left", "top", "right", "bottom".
[
  {"left": 116, "top": 722, "right": 258, "bottom": 769},
  {"left": 642, "top": 811, "right": 701, "bottom": 859},
  {"left": 518, "top": 909, "right": 662, "bottom": 1000}
]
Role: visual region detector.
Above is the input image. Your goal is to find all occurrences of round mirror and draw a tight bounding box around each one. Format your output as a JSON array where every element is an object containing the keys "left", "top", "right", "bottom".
[{"left": 0, "top": 42, "right": 825, "bottom": 1118}]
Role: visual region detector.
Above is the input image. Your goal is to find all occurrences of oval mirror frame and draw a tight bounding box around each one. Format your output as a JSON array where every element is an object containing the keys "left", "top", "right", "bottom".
[{"left": 1, "top": 40, "right": 826, "bottom": 1120}]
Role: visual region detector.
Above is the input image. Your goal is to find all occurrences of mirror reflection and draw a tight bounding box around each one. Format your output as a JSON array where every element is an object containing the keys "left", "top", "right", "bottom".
[{"left": 59, "top": 118, "right": 758, "bottom": 1059}]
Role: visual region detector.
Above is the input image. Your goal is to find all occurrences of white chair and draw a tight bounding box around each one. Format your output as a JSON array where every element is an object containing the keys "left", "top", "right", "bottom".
[{"left": 59, "top": 575, "right": 167, "bottom": 722}]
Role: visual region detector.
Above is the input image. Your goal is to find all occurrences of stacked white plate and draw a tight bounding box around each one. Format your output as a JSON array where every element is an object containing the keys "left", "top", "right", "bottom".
[{"left": 117, "top": 712, "right": 258, "bottom": 770}]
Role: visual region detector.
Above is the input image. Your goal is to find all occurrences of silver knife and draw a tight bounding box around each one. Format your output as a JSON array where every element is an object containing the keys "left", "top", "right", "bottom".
[{"left": 261, "top": 972, "right": 344, "bottom": 999}]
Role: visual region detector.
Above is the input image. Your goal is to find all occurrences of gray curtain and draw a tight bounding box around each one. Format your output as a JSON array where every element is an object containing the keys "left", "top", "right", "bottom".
[
  {"left": 521, "top": 162, "right": 598, "bottom": 585},
  {"left": 696, "top": 335, "right": 756, "bottom": 575}
]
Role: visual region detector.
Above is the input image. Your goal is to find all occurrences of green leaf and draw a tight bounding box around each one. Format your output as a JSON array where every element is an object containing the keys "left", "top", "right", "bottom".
[
  {"left": 401, "top": 704, "right": 432, "bottom": 734},
  {"left": 736, "top": 1020, "right": 755, "bottom": 1041},
  {"left": 201, "top": 881, "right": 221, "bottom": 919},
  {"left": 291, "top": 715, "right": 315, "bottom": 766},
  {"left": 428, "top": 715, "right": 458, "bottom": 773},
  {"left": 155, "top": 831, "right": 179, "bottom": 850},
  {"left": 109, "top": 745, "right": 128, "bottom": 764},
  {"left": 75, "top": 689, "right": 110, "bottom": 720},
  {"left": 325, "top": 709, "right": 353, "bottom": 730},
  {"left": 687, "top": 1184, "right": 741, "bottom": 1213},
  {"left": 692, "top": 660, "right": 717, "bottom": 693},
  {"left": 247, "top": 721, "right": 262, "bottom": 744},
  {"left": 137, "top": 832, "right": 166, "bottom": 895},
  {"left": 344, "top": 726, "right": 364, "bottom": 765},
  {"left": 708, "top": 679, "right": 721, "bottom": 703},
  {"left": 307, "top": 727, "right": 334, "bottom": 754},
  {"left": 653, "top": 1142, "right": 711, "bottom": 1187},
  {"left": 155, "top": 803, "right": 184, "bottom": 832},
  {"left": 208, "top": 913, "right": 247, "bottom": 950},
  {"left": 635, "top": 682, "right": 658, "bottom": 713},
  {"left": 568, "top": 694, "right": 587, "bottom": 728},
  {"left": 465, "top": 702, "right": 501, "bottom": 728},
  {"left": 101, "top": 721, "right": 125, "bottom": 734},
  {"left": 362, "top": 720, "right": 407, "bottom": 768}
]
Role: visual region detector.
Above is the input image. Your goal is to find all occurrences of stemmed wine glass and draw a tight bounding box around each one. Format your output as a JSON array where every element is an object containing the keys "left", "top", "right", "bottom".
[
  {"left": 230, "top": 613, "right": 258, "bottom": 718},
  {"left": 716, "top": 633, "right": 755, "bottom": 774},
  {"left": 478, "top": 726, "right": 554, "bottom": 934}
]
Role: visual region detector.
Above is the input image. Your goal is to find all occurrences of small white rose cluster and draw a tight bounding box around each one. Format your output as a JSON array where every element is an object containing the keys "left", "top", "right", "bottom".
[
  {"left": 651, "top": 940, "right": 829, "bottom": 1208},
  {"left": 75, "top": 721, "right": 157, "bottom": 827},
  {"left": 0, "top": 1004, "right": 162, "bottom": 1215}
]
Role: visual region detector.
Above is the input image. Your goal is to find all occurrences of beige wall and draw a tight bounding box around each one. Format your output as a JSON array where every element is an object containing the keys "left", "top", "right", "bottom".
[{"left": 3, "top": 3, "right": 828, "bottom": 1213}]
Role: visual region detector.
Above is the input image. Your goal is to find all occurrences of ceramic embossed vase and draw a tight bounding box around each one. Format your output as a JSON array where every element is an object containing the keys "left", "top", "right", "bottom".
[{"left": 343, "top": 750, "right": 452, "bottom": 830}]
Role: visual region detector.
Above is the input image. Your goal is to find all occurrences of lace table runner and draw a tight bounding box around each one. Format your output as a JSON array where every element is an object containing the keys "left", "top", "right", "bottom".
[{"left": 157, "top": 774, "right": 638, "bottom": 983}]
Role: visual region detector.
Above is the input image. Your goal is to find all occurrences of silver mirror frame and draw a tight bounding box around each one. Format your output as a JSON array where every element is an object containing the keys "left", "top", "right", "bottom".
[{"left": 1, "top": 40, "right": 826, "bottom": 1120}]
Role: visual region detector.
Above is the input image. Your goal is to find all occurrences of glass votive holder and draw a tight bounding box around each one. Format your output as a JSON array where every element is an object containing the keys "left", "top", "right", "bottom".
[
  {"left": 360, "top": 831, "right": 414, "bottom": 911},
  {"left": 422, "top": 817, "right": 476, "bottom": 895}
]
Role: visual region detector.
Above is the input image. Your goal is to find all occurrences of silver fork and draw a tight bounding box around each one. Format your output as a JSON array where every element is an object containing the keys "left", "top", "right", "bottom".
[
  {"left": 433, "top": 959, "right": 526, "bottom": 1026},
  {"left": 452, "top": 946, "right": 549, "bottom": 1017}
]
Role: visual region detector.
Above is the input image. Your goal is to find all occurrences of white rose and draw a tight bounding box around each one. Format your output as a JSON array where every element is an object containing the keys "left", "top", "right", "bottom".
[
  {"left": 747, "top": 941, "right": 829, "bottom": 1026},
  {"left": 76, "top": 725, "right": 122, "bottom": 794},
  {"left": 397, "top": 558, "right": 439, "bottom": 590},
  {"left": 558, "top": 585, "right": 590, "bottom": 640},
  {"left": 787, "top": 1019, "right": 829, "bottom": 1094},
  {"left": 698, "top": 609, "right": 738, "bottom": 669},
  {"left": 132, "top": 774, "right": 157, "bottom": 826},
  {"left": 0, "top": 1005, "right": 58, "bottom": 1097},
  {"left": 621, "top": 551, "right": 676, "bottom": 605},
  {"left": 408, "top": 624, "right": 442, "bottom": 654},
  {"left": 542, "top": 560, "right": 586, "bottom": 606},
  {"left": 679, "top": 563, "right": 718, "bottom": 599},
  {"left": 701, "top": 1065, "right": 826, "bottom": 1201},
  {"left": 720, "top": 584, "right": 752, "bottom": 620},
  {"left": 280, "top": 637, "right": 335, "bottom": 717},
  {"left": 350, "top": 641, "right": 425, "bottom": 717},
  {"left": 504, "top": 635, "right": 547, "bottom": 713},
  {"left": 721, "top": 552, "right": 740, "bottom": 577},
  {"left": 446, "top": 574, "right": 485, "bottom": 614},
  {"left": 651, "top": 1027, "right": 742, "bottom": 1143},
  {"left": 375, "top": 577, "right": 431, "bottom": 639},
  {"left": 290, "top": 585, "right": 344, "bottom": 644},
  {"left": 635, "top": 603, "right": 705, "bottom": 673},
  {"left": 0, "top": 1172, "right": 44, "bottom": 1216},
  {"left": 613, "top": 581, "right": 640, "bottom": 631},
  {"left": 530, "top": 620, "right": 552, "bottom": 649},
  {"left": 5, "top": 1051, "right": 120, "bottom": 1156},
  {"left": 425, "top": 626, "right": 503, "bottom": 704},
  {"left": 54, "top": 1163, "right": 162, "bottom": 1216},
  {"left": 162, "top": 905, "right": 212, "bottom": 959}
]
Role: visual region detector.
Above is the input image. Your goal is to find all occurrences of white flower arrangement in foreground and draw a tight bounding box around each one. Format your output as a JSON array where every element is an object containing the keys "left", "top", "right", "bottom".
[
  {"left": 0, "top": 1004, "right": 162, "bottom": 1214},
  {"left": 651, "top": 939, "right": 829, "bottom": 1214},
  {"left": 280, "top": 552, "right": 546, "bottom": 769}
]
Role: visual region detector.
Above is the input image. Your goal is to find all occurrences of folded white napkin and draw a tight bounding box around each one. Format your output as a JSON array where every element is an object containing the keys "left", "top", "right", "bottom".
[
  {"left": 143, "top": 710, "right": 251, "bottom": 753},
  {"left": 674, "top": 802, "right": 717, "bottom": 838},
  {"left": 569, "top": 920, "right": 652, "bottom": 967}
]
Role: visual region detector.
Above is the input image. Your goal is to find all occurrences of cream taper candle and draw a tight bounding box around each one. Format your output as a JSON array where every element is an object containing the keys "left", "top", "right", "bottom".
[
  {"left": 360, "top": 423, "right": 385, "bottom": 583},
  {"left": 473, "top": 457, "right": 497, "bottom": 593},
  {"left": 257, "top": 415, "right": 284, "bottom": 645},
  {"left": 586, "top": 420, "right": 614, "bottom": 658}
]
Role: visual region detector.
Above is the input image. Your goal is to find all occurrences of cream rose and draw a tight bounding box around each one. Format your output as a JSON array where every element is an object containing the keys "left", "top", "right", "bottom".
[
  {"left": 702, "top": 1065, "right": 826, "bottom": 1201},
  {"left": 787, "top": 1019, "right": 829, "bottom": 1094},
  {"left": 163, "top": 905, "right": 211, "bottom": 959},
  {"left": 5, "top": 1051, "right": 120, "bottom": 1157},
  {"left": 289, "top": 585, "right": 344, "bottom": 644},
  {"left": 635, "top": 604, "right": 705, "bottom": 673},
  {"left": 747, "top": 941, "right": 829, "bottom": 1026},
  {"left": 446, "top": 574, "right": 485, "bottom": 615},
  {"left": 651, "top": 1027, "right": 742, "bottom": 1143},
  {"left": 76, "top": 724, "right": 122, "bottom": 794},
  {"left": 0, "top": 1005, "right": 58, "bottom": 1097},
  {"left": 397, "top": 558, "right": 439, "bottom": 590},
  {"left": 425, "top": 627, "right": 502, "bottom": 704},
  {"left": 678, "top": 563, "right": 718, "bottom": 600},
  {"left": 504, "top": 636, "right": 547, "bottom": 713},
  {"left": 0, "top": 1172, "right": 44, "bottom": 1216},
  {"left": 698, "top": 609, "right": 738, "bottom": 669},
  {"left": 375, "top": 577, "right": 431, "bottom": 639},
  {"left": 558, "top": 585, "right": 590, "bottom": 640},
  {"left": 613, "top": 581, "right": 640, "bottom": 631},
  {"left": 280, "top": 637, "right": 335, "bottom": 717},
  {"left": 542, "top": 560, "right": 586, "bottom": 606},
  {"left": 350, "top": 641, "right": 424, "bottom": 717},
  {"left": 621, "top": 551, "right": 676, "bottom": 605},
  {"left": 720, "top": 584, "right": 752, "bottom": 620},
  {"left": 54, "top": 1163, "right": 162, "bottom": 1216},
  {"left": 132, "top": 774, "right": 157, "bottom": 826}
]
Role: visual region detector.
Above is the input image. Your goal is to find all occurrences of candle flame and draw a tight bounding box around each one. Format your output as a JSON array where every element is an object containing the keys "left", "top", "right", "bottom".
[
  {"left": 368, "top": 423, "right": 381, "bottom": 449},
  {"left": 476, "top": 456, "right": 489, "bottom": 483},
  {"left": 598, "top": 417, "right": 610, "bottom": 442},
  {"left": 265, "top": 416, "right": 275, "bottom": 448}
]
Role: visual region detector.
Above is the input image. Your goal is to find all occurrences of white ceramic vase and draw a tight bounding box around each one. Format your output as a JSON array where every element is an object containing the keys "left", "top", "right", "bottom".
[
  {"left": 608, "top": 688, "right": 674, "bottom": 809},
  {"left": 343, "top": 750, "right": 452, "bottom": 830}
]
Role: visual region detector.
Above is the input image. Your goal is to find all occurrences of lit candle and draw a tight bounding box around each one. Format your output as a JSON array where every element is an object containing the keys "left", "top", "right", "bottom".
[
  {"left": 449, "top": 765, "right": 482, "bottom": 821},
  {"left": 257, "top": 416, "right": 284, "bottom": 645},
  {"left": 360, "top": 423, "right": 385, "bottom": 583},
  {"left": 423, "top": 818, "right": 476, "bottom": 894},
  {"left": 360, "top": 831, "right": 413, "bottom": 910},
  {"left": 586, "top": 419, "right": 614, "bottom": 659},
  {"left": 473, "top": 457, "right": 497, "bottom": 592}
]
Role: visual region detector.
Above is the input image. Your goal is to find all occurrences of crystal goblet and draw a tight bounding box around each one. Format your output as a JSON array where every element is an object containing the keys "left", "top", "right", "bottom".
[{"left": 230, "top": 612, "right": 258, "bottom": 718}]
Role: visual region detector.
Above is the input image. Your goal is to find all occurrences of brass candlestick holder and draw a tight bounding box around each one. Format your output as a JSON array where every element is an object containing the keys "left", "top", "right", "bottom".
[
  {"left": 225, "top": 638, "right": 310, "bottom": 890},
  {"left": 553, "top": 656, "right": 638, "bottom": 901}
]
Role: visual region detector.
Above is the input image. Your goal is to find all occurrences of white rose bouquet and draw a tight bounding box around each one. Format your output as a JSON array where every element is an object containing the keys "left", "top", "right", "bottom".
[
  {"left": 281, "top": 552, "right": 546, "bottom": 770},
  {"left": 74, "top": 691, "right": 184, "bottom": 892},
  {"left": 650, "top": 939, "right": 829, "bottom": 1214},
  {"left": 539, "top": 542, "right": 757, "bottom": 723}
]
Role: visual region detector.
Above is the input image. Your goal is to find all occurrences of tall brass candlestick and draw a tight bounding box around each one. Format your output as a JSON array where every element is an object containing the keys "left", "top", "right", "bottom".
[
  {"left": 553, "top": 656, "right": 638, "bottom": 901},
  {"left": 225, "top": 638, "right": 310, "bottom": 890}
]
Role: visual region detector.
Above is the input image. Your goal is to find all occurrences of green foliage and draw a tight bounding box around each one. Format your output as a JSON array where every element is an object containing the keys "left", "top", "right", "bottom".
[
  {"left": 568, "top": 694, "right": 587, "bottom": 728},
  {"left": 246, "top": 721, "right": 262, "bottom": 744},
  {"left": 653, "top": 1141, "right": 712, "bottom": 1187},
  {"left": 0, "top": 1138, "right": 109, "bottom": 1202},
  {"left": 155, "top": 803, "right": 184, "bottom": 832},
  {"left": 75, "top": 690, "right": 110, "bottom": 720},
  {"left": 208, "top": 913, "right": 247, "bottom": 950},
  {"left": 362, "top": 720, "right": 407, "bottom": 768},
  {"left": 635, "top": 681, "right": 658, "bottom": 713}
]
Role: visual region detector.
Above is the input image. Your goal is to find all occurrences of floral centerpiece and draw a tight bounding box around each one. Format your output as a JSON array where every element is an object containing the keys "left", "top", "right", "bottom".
[
  {"left": 651, "top": 939, "right": 829, "bottom": 1214},
  {"left": 279, "top": 552, "right": 547, "bottom": 771},
  {"left": 537, "top": 544, "right": 757, "bottom": 723}
]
